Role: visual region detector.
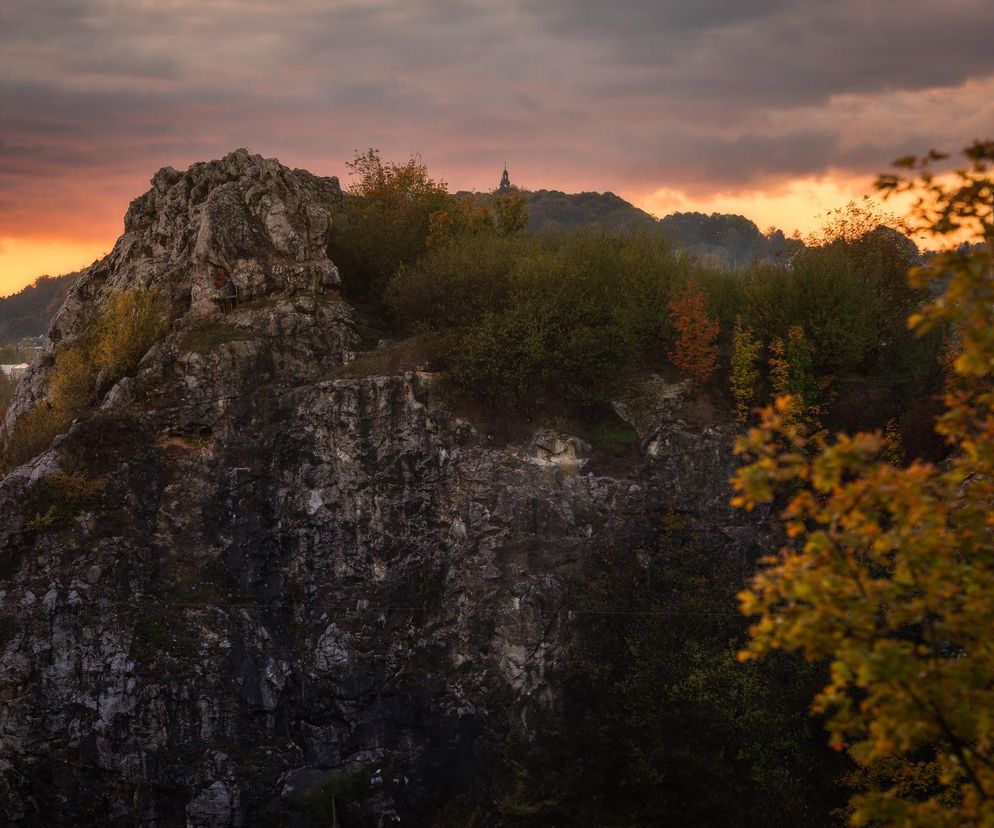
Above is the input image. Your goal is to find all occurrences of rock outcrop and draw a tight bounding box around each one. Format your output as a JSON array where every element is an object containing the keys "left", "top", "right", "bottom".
[
  {"left": 0, "top": 151, "right": 759, "bottom": 825},
  {"left": 4, "top": 149, "right": 342, "bottom": 431}
]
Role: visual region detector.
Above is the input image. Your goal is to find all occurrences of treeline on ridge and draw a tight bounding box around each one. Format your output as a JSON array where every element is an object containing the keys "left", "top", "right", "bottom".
[{"left": 329, "top": 150, "right": 944, "bottom": 450}]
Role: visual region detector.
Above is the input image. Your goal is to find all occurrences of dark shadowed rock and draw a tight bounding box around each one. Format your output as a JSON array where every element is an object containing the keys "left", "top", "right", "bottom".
[{"left": 0, "top": 151, "right": 764, "bottom": 825}]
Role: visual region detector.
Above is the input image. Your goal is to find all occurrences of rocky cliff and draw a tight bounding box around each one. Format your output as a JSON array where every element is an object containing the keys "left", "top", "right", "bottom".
[{"left": 0, "top": 151, "right": 759, "bottom": 825}]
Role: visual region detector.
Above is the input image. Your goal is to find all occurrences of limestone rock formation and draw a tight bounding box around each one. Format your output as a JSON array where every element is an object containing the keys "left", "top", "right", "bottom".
[
  {"left": 0, "top": 151, "right": 759, "bottom": 825},
  {"left": 4, "top": 149, "right": 342, "bottom": 431}
]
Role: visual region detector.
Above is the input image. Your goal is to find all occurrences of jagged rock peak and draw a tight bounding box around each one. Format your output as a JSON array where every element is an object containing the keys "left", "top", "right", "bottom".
[
  {"left": 4, "top": 149, "right": 345, "bottom": 430},
  {"left": 119, "top": 147, "right": 344, "bottom": 305},
  {"left": 65, "top": 147, "right": 342, "bottom": 334}
]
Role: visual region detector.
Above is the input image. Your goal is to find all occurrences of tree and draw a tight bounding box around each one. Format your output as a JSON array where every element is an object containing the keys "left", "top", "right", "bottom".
[
  {"left": 806, "top": 199, "right": 930, "bottom": 384},
  {"left": 767, "top": 325, "right": 820, "bottom": 426},
  {"left": 667, "top": 280, "right": 719, "bottom": 384},
  {"left": 805, "top": 197, "right": 906, "bottom": 248},
  {"left": 491, "top": 191, "right": 529, "bottom": 237},
  {"left": 732, "top": 141, "right": 994, "bottom": 825},
  {"left": 329, "top": 149, "right": 454, "bottom": 305},
  {"left": 729, "top": 317, "right": 761, "bottom": 424}
]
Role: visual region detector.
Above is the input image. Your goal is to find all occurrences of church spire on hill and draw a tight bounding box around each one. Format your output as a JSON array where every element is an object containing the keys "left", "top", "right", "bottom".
[{"left": 498, "top": 165, "right": 512, "bottom": 192}]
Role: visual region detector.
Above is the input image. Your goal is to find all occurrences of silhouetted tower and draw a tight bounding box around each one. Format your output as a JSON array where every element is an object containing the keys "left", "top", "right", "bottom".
[{"left": 498, "top": 165, "right": 512, "bottom": 192}]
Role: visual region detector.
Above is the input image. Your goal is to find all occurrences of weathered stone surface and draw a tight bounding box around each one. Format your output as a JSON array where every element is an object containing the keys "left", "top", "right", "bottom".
[
  {"left": 0, "top": 151, "right": 764, "bottom": 825},
  {"left": 4, "top": 149, "right": 342, "bottom": 432}
]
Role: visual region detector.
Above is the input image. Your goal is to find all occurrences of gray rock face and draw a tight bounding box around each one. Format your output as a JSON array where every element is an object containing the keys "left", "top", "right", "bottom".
[
  {"left": 0, "top": 151, "right": 762, "bottom": 825},
  {"left": 4, "top": 148, "right": 342, "bottom": 431}
]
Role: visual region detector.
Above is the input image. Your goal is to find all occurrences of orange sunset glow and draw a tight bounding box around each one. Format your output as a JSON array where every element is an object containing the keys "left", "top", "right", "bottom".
[
  {"left": 5, "top": 3, "right": 994, "bottom": 824},
  {"left": 3, "top": 2, "right": 994, "bottom": 296},
  {"left": 0, "top": 173, "right": 882, "bottom": 296}
]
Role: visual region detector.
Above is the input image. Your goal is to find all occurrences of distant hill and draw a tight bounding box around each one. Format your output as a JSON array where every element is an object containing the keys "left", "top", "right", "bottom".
[
  {"left": 659, "top": 212, "right": 805, "bottom": 269},
  {"left": 524, "top": 189, "right": 658, "bottom": 233},
  {"left": 456, "top": 188, "right": 658, "bottom": 234},
  {"left": 0, "top": 273, "right": 78, "bottom": 343},
  {"left": 460, "top": 189, "right": 803, "bottom": 267}
]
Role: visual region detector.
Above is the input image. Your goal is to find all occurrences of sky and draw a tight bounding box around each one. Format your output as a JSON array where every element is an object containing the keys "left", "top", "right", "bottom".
[{"left": 2, "top": 0, "right": 993, "bottom": 296}]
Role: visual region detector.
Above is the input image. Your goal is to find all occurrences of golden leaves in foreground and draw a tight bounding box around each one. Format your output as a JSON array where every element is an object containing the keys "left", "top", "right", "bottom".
[{"left": 734, "top": 142, "right": 994, "bottom": 826}]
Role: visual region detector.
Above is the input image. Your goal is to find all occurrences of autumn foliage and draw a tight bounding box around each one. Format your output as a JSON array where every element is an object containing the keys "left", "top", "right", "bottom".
[
  {"left": 767, "top": 324, "right": 820, "bottom": 426},
  {"left": 2, "top": 288, "right": 165, "bottom": 471},
  {"left": 732, "top": 142, "right": 994, "bottom": 826},
  {"left": 667, "top": 280, "right": 719, "bottom": 383},
  {"left": 729, "top": 317, "right": 761, "bottom": 423}
]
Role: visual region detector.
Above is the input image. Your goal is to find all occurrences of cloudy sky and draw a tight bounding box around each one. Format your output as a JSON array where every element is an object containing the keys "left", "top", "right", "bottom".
[{"left": 2, "top": 0, "right": 993, "bottom": 294}]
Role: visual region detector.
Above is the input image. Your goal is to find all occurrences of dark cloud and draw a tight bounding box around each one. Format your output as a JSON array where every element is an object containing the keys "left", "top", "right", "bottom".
[
  {"left": 1, "top": 0, "right": 993, "bottom": 245},
  {"left": 525, "top": 1, "right": 994, "bottom": 99}
]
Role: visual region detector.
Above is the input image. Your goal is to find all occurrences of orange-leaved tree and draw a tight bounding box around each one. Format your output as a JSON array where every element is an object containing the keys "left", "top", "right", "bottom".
[
  {"left": 667, "top": 280, "right": 719, "bottom": 384},
  {"left": 731, "top": 141, "right": 994, "bottom": 825}
]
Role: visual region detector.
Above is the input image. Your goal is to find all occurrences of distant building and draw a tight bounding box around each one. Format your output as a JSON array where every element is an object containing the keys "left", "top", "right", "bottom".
[
  {"left": 498, "top": 166, "right": 513, "bottom": 193},
  {"left": 1, "top": 364, "right": 28, "bottom": 382}
]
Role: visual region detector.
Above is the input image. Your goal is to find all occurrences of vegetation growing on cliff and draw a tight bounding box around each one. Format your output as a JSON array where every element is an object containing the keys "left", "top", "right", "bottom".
[
  {"left": 433, "top": 528, "right": 848, "bottom": 826},
  {"left": 332, "top": 151, "right": 943, "bottom": 446},
  {"left": 733, "top": 142, "right": 994, "bottom": 824},
  {"left": 1, "top": 288, "right": 165, "bottom": 470},
  {"left": 320, "top": 147, "right": 986, "bottom": 822},
  {"left": 0, "top": 144, "right": 970, "bottom": 823}
]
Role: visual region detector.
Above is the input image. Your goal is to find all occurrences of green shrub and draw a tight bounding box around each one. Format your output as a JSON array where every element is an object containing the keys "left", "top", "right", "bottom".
[
  {"left": 737, "top": 252, "right": 874, "bottom": 377},
  {"left": 442, "top": 245, "right": 636, "bottom": 411},
  {"left": 563, "top": 229, "right": 687, "bottom": 360},
  {"left": 583, "top": 415, "right": 640, "bottom": 454},
  {"left": 180, "top": 323, "right": 250, "bottom": 354},
  {"left": 2, "top": 288, "right": 166, "bottom": 472},
  {"left": 386, "top": 234, "right": 519, "bottom": 333},
  {"left": 24, "top": 470, "right": 102, "bottom": 531},
  {"left": 387, "top": 229, "right": 689, "bottom": 414}
]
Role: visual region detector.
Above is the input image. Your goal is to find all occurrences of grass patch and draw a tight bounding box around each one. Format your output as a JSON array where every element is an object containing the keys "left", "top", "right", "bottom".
[
  {"left": 330, "top": 336, "right": 428, "bottom": 378},
  {"left": 25, "top": 470, "right": 103, "bottom": 532},
  {"left": 584, "top": 416, "right": 640, "bottom": 453},
  {"left": 231, "top": 295, "right": 283, "bottom": 313},
  {"left": 180, "top": 324, "right": 251, "bottom": 354}
]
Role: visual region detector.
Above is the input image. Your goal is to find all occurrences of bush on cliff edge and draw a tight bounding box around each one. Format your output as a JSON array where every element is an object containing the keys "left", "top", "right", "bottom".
[{"left": 1, "top": 288, "right": 166, "bottom": 471}]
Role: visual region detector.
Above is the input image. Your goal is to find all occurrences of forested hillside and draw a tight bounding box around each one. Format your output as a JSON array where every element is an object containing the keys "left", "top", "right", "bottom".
[
  {"left": 0, "top": 272, "right": 78, "bottom": 341},
  {"left": 460, "top": 188, "right": 804, "bottom": 267},
  {"left": 660, "top": 211, "right": 805, "bottom": 268},
  {"left": 524, "top": 189, "right": 658, "bottom": 232}
]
